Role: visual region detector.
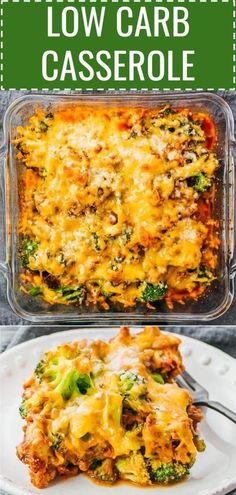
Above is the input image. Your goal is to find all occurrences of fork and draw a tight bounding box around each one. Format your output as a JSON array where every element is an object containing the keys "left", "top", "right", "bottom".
[{"left": 176, "top": 370, "right": 236, "bottom": 424}]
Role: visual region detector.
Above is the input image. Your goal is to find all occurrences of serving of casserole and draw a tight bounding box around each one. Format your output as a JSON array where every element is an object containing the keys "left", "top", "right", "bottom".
[
  {"left": 0, "top": 92, "right": 235, "bottom": 321},
  {"left": 17, "top": 326, "right": 205, "bottom": 488}
]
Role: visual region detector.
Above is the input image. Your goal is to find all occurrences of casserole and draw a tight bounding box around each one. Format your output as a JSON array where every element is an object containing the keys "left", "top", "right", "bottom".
[
  {"left": 0, "top": 92, "right": 235, "bottom": 322},
  {"left": 16, "top": 326, "right": 205, "bottom": 488},
  {"left": 15, "top": 104, "right": 219, "bottom": 309}
]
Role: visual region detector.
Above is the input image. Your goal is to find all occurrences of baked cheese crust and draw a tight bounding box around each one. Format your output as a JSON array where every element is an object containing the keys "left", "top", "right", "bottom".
[{"left": 15, "top": 104, "right": 220, "bottom": 309}]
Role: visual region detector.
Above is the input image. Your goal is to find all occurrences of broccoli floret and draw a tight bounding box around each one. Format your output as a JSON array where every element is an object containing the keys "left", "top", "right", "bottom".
[
  {"left": 34, "top": 358, "right": 92, "bottom": 400},
  {"left": 55, "top": 370, "right": 77, "bottom": 400},
  {"left": 34, "top": 359, "right": 47, "bottom": 382},
  {"left": 76, "top": 373, "right": 93, "bottom": 395},
  {"left": 46, "top": 112, "right": 54, "bottom": 120},
  {"left": 56, "top": 286, "right": 85, "bottom": 303},
  {"left": 116, "top": 453, "right": 150, "bottom": 485},
  {"left": 35, "top": 357, "right": 62, "bottom": 384},
  {"left": 39, "top": 121, "right": 49, "bottom": 132},
  {"left": 29, "top": 286, "right": 42, "bottom": 296},
  {"left": 16, "top": 141, "right": 23, "bottom": 152},
  {"left": 81, "top": 432, "right": 91, "bottom": 442},
  {"left": 122, "top": 226, "right": 133, "bottom": 244},
  {"left": 119, "top": 371, "right": 147, "bottom": 399},
  {"left": 16, "top": 141, "right": 29, "bottom": 156},
  {"left": 148, "top": 460, "right": 190, "bottom": 484},
  {"left": 193, "top": 173, "right": 211, "bottom": 192},
  {"left": 19, "top": 395, "right": 43, "bottom": 418},
  {"left": 21, "top": 238, "right": 38, "bottom": 268},
  {"left": 89, "top": 459, "right": 103, "bottom": 471},
  {"left": 51, "top": 433, "right": 64, "bottom": 450},
  {"left": 55, "top": 370, "right": 92, "bottom": 400},
  {"left": 92, "top": 232, "right": 101, "bottom": 251},
  {"left": 142, "top": 282, "right": 167, "bottom": 303},
  {"left": 129, "top": 129, "right": 139, "bottom": 139},
  {"left": 19, "top": 399, "right": 28, "bottom": 419},
  {"left": 38, "top": 113, "right": 54, "bottom": 133},
  {"left": 101, "top": 287, "right": 115, "bottom": 298},
  {"left": 151, "top": 372, "right": 165, "bottom": 384},
  {"left": 89, "top": 459, "right": 117, "bottom": 483},
  {"left": 123, "top": 396, "right": 149, "bottom": 416},
  {"left": 196, "top": 267, "right": 213, "bottom": 283},
  {"left": 161, "top": 106, "right": 176, "bottom": 116}
]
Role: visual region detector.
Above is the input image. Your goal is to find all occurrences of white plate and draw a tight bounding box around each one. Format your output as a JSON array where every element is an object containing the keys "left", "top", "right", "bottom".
[{"left": 0, "top": 328, "right": 236, "bottom": 495}]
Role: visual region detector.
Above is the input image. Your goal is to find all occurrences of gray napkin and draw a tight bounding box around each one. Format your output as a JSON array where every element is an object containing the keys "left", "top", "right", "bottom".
[{"left": 4, "top": 324, "right": 236, "bottom": 358}]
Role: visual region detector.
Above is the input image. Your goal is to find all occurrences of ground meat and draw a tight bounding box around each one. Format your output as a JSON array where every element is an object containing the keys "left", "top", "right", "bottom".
[
  {"left": 187, "top": 404, "right": 203, "bottom": 429},
  {"left": 122, "top": 407, "right": 143, "bottom": 429}
]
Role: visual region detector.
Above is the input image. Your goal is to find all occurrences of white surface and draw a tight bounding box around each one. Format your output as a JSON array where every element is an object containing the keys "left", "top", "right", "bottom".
[{"left": 0, "top": 328, "right": 236, "bottom": 495}]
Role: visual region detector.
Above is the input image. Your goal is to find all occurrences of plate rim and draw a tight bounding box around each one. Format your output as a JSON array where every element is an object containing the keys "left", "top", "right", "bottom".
[
  {"left": 1, "top": 471, "right": 236, "bottom": 495},
  {"left": 0, "top": 327, "right": 236, "bottom": 368},
  {"left": 1, "top": 328, "right": 236, "bottom": 495}
]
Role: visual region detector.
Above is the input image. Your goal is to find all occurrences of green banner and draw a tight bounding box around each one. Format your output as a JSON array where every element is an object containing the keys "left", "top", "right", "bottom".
[{"left": 0, "top": 0, "right": 235, "bottom": 90}]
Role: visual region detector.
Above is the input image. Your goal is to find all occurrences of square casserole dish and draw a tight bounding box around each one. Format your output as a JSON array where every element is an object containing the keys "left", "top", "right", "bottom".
[{"left": 0, "top": 92, "right": 235, "bottom": 323}]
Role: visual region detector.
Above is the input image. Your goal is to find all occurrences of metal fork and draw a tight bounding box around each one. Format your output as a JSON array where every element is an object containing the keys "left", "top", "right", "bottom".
[{"left": 176, "top": 370, "right": 236, "bottom": 424}]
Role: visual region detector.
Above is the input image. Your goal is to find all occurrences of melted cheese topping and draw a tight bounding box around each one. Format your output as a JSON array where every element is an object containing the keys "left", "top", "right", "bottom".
[
  {"left": 17, "top": 326, "right": 201, "bottom": 488},
  {"left": 15, "top": 105, "right": 219, "bottom": 308}
]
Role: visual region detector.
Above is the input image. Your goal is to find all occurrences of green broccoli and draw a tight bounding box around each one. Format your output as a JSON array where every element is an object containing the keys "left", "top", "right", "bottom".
[
  {"left": 16, "top": 141, "right": 29, "bottom": 156},
  {"left": 34, "top": 357, "right": 61, "bottom": 383},
  {"left": 39, "top": 121, "right": 49, "bottom": 132},
  {"left": 16, "top": 141, "right": 23, "bottom": 152},
  {"left": 21, "top": 238, "right": 38, "bottom": 268},
  {"left": 123, "top": 396, "right": 149, "bottom": 416},
  {"left": 141, "top": 282, "right": 167, "bottom": 303},
  {"left": 56, "top": 286, "right": 85, "bottom": 303},
  {"left": 101, "top": 287, "right": 115, "bottom": 298},
  {"left": 148, "top": 460, "right": 190, "bottom": 484},
  {"left": 51, "top": 433, "right": 64, "bottom": 450},
  {"left": 195, "top": 267, "right": 212, "bottom": 284},
  {"left": 38, "top": 113, "right": 54, "bottom": 133},
  {"left": 81, "top": 432, "right": 91, "bottom": 442},
  {"left": 54, "top": 370, "right": 92, "bottom": 400},
  {"left": 193, "top": 173, "right": 211, "bottom": 192},
  {"left": 151, "top": 372, "right": 165, "bottom": 384},
  {"left": 29, "top": 286, "right": 42, "bottom": 296},
  {"left": 34, "top": 358, "right": 92, "bottom": 400},
  {"left": 62, "top": 288, "right": 85, "bottom": 302},
  {"left": 19, "top": 399, "right": 28, "bottom": 419},
  {"left": 119, "top": 371, "right": 147, "bottom": 399},
  {"left": 92, "top": 232, "right": 101, "bottom": 251},
  {"left": 89, "top": 459, "right": 117, "bottom": 483},
  {"left": 116, "top": 452, "right": 150, "bottom": 485},
  {"left": 55, "top": 370, "right": 77, "bottom": 400},
  {"left": 45, "top": 112, "right": 54, "bottom": 120},
  {"left": 34, "top": 359, "right": 47, "bottom": 382},
  {"left": 19, "top": 395, "right": 43, "bottom": 418},
  {"left": 122, "top": 226, "right": 133, "bottom": 244},
  {"left": 76, "top": 373, "right": 93, "bottom": 395},
  {"left": 129, "top": 129, "right": 139, "bottom": 139},
  {"left": 161, "top": 106, "right": 176, "bottom": 116}
]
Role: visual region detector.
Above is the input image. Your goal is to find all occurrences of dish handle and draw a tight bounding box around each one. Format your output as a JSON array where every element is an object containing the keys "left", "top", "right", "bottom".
[{"left": 0, "top": 146, "right": 8, "bottom": 278}]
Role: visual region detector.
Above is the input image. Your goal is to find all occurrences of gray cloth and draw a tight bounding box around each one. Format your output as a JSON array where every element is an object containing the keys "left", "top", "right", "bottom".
[
  {"left": 0, "top": 90, "right": 236, "bottom": 325},
  {"left": 1, "top": 324, "right": 236, "bottom": 357},
  {"left": 0, "top": 324, "right": 235, "bottom": 495}
]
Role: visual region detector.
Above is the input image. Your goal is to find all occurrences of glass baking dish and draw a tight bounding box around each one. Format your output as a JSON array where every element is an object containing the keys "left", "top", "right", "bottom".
[{"left": 0, "top": 92, "right": 235, "bottom": 323}]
